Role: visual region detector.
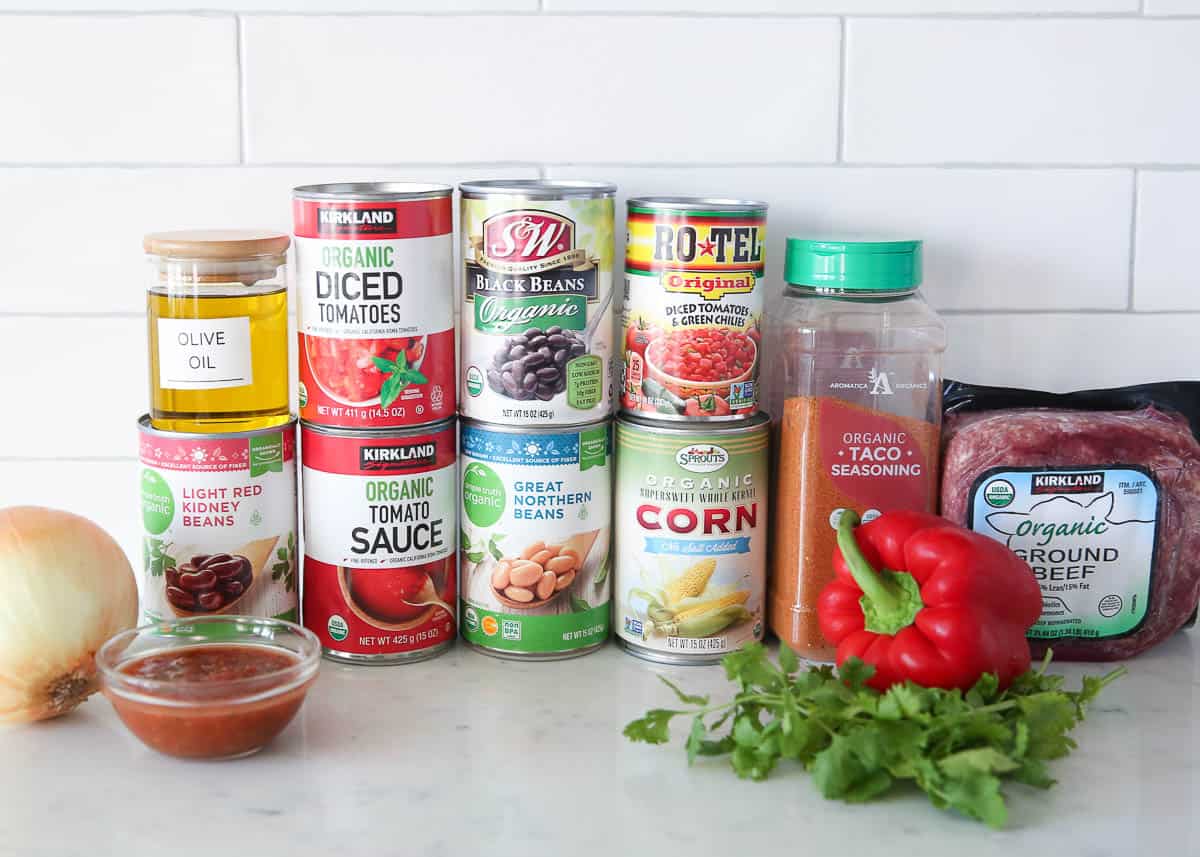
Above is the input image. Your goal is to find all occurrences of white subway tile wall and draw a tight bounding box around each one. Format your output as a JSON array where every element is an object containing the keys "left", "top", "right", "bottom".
[{"left": 0, "top": 7, "right": 1196, "bottom": 568}]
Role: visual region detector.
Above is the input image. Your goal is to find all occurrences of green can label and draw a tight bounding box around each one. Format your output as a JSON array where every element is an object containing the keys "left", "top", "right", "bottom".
[
  {"left": 967, "top": 466, "right": 1158, "bottom": 640},
  {"left": 460, "top": 421, "right": 612, "bottom": 655},
  {"left": 614, "top": 418, "right": 768, "bottom": 657},
  {"left": 460, "top": 192, "right": 615, "bottom": 425}
]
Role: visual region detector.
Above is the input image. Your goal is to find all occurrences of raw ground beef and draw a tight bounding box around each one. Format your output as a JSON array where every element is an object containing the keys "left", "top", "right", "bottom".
[{"left": 941, "top": 405, "right": 1200, "bottom": 661}]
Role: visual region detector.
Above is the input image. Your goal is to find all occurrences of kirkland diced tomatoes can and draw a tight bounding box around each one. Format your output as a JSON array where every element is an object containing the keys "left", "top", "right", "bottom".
[
  {"left": 459, "top": 180, "right": 616, "bottom": 426},
  {"left": 300, "top": 419, "right": 458, "bottom": 664},
  {"left": 621, "top": 197, "right": 767, "bottom": 421},
  {"left": 293, "top": 182, "right": 456, "bottom": 430}
]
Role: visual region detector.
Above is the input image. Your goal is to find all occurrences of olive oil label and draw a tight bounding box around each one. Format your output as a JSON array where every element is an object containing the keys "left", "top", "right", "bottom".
[
  {"left": 967, "top": 466, "right": 1158, "bottom": 640},
  {"left": 156, "top": 316, "right": 253, "bottom": 390},
  {"left": 459, "top": 421, "right": 612, "bottom": 654},
  {"left": 614, "top": 418, "right": 768, "bottom": 656}
]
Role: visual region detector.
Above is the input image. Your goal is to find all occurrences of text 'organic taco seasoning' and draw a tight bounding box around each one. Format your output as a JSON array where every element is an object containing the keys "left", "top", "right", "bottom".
[{"left": 764, "top": 240, "right": 946, "bottom": 661}]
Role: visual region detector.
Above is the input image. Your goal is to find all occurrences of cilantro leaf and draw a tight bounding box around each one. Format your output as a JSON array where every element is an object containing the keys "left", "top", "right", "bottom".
[
  {"left": 658, "top": 675, "right": 709, "bottom": 707},
  {"left": 623, "top": 709, "right": 684, "bottom": 744}
]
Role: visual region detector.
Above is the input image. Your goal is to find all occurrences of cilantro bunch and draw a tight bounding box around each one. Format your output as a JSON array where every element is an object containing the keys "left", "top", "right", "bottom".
[{"left": 624, "top": 644, "right": 1124, "bottom": 828}]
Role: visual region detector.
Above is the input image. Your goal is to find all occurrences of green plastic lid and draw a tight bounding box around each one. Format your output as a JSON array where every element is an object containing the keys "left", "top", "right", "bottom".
[{"left": 784, "top": 239, "right": 923, "bottom": 291}]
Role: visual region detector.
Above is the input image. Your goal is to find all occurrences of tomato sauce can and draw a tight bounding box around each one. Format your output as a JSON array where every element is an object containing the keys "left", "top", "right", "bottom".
[
  {"left": 138, "top": 415, "right": 299, "bottom": 624},
  {"left": 459, "top": 418, "right": 612, "bottom": 660},
  {"left": 293, "top": 182, "right": 455, "bottom": 430},
  {"left": 300, "top": 419, "right": 458, "bottom": 664},
  {"left": 621, "top": 197, "right": 767, "bottom": 421},
  {"left": 459, "top": 180, "right": 616, "bottom": 426},
  {"left": 613, "top": 413, "right": 769, "bottom": 665}
]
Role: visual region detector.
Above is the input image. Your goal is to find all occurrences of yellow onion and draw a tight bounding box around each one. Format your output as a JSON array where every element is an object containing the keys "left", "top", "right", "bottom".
[{"left": 0, "top": 506, "right": 138, "bottom": 722}]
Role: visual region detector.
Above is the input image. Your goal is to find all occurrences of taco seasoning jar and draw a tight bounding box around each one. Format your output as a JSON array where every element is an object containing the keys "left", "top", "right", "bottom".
[
  {"left": 764, "top": 240, "right": 946, "bottom": 661},
  {"left": 145, "top": 230, "right": 291, "bottom": 433}
]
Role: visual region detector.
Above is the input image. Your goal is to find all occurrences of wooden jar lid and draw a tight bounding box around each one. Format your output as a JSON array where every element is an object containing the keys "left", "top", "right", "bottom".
[{"left": 143, "top": 229, "right": 290, "bottom": 260}]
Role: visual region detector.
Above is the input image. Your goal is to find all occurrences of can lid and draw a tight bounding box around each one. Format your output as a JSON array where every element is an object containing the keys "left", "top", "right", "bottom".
[
  {"left": 459, "top": 179, "right": 616, "bottom": 199},
  {"left": 627, "top": 196, "right": 767, "bottom": 215},
  {"left": 292, "top": 182, "right": 452, "bottom": 201},
  {"left": 143, "top": 229, "right": 290, "bottom": 260},
  {"left": 784, "top": 238, "right": 922, "bottom": 292}
]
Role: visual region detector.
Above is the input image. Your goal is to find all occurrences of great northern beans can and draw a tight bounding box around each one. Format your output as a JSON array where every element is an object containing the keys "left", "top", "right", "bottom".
[
  {"left": 460, "top": 180, "right": 615, "bottom": 426},
  {"left": 300, "top": 419, "right": 457, "bottom": 664},
  {"left": 621, "top": 197, "right": 767, "bottom": 420},
  {"left": 138, "top": 415, "right": 299, "bottom": 624},
  {"left": 614, "top": 413, "right": 769, "bottom": 664},
  {"left": 459, "top": 418, "right": 612, "bottom": 659},
  {"left": 293, "top": 182, "right": 455, "bottom": 430}
]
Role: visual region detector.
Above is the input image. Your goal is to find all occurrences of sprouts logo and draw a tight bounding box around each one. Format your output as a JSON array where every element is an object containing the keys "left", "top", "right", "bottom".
[
  {"left": 675, "top": 444, "right": 729, "bottom": 474},
  {"left": 316, "top": 206, "right": 396, "bottom": 236},
  {"left": 359, "top": 442, "right": 436, "bottom": 472}
]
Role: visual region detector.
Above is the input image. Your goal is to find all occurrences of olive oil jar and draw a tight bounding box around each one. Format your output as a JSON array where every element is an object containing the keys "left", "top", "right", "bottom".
[{"left": 145, "top": 230, "right": 291, "bottom": 433}]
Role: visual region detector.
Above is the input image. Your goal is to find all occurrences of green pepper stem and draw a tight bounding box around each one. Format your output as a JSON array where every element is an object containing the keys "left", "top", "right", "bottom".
[{"left": 836, "top": 510, "right": 900, "bottom": 611}]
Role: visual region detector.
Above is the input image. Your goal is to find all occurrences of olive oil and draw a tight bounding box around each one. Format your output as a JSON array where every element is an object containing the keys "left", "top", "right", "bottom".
[
  {"left": 144, "top": 230, "right": 291, "bottom": 433},
  {"left": 147, "top": 287, "right": 290, "bottom": 433}
]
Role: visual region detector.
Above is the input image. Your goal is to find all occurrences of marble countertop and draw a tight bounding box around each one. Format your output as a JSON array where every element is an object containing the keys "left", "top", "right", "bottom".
[{"left": 1, "top": 636, "right": 1196, "bottom": 857}]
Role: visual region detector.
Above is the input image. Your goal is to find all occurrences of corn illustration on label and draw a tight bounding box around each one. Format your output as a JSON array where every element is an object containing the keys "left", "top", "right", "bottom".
[{"left": 614, "top": 415, "right": 768, "bottom": 657}]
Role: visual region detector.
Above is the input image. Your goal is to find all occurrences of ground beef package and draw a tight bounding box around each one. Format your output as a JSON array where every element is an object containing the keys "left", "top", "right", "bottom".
[{"left": 941, "top": 380, "right": 1200, "bottom": 661}]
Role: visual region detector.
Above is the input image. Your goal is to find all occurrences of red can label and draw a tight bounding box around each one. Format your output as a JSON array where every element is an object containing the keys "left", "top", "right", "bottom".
[
  {"left": 300, "top": 421, "right": 458, "bottom": 657},
  {"left": 294, "top": 193, "right": 456, "bottom": 429}
]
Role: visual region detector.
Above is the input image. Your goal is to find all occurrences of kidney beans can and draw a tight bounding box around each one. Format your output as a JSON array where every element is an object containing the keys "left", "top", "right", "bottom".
[
  {"left": 293, "top": 182, "right": 455, "bottom": 430},
  {"left": 459, "top": 180, "right": 616, "bottom": 426},
  {"left": 300, "top": 419, "right": 457, "bottom": 664},
  {"left": 138, "top": 415, "right": 299, "bottom": 624},
  {"left": 613, "top": 413, "right": 769, "bottom": 664},
  {"left": 459, "top": 418, "right": 612, "bottom": 660},
  {"left": 621, "top": 197, "right": 767, "bottom": 420}
]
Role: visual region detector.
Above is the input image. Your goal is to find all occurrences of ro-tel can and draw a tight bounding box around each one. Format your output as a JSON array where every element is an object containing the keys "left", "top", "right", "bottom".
[
  {"left": 613, "top": 412, "right": 769, "bottom": 664},
  {"left": 293, "top": 182, "right": 455, "bottom": 430},
  {"left": 300, "top": 419, "right": 457, "bottom": 664},
  {"left": 621, "top": 197, "right": 767, "bottom": 420},
  {"left": 459, "top": 418, "right": 612, "bottom": 659},
  {"left": 138, "top": 415, "right": 298, "bottom": 624},
  {"left": 459, "top": 180, "right": 616, "bottom": 426}
]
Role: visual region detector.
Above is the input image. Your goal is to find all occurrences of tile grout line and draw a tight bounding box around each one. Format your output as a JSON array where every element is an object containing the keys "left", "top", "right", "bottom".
[
  {"left": 836, "top": 17, "right": 848, "bottom": 164},
  {"left": 0, "top": 10, "right": 1190, "bottom": 19},
  {"left": 9, "top": 309, "right": 1200, "bottom": 319},
  {"left": 1127, "top": 168, "right": 1140, "bottom": 311},
  {"left": 0, "top": 162, "right": 1197, "bottom": 171},
  {"left": 236, "top": 14, "right": 247, "bottom": 164}
]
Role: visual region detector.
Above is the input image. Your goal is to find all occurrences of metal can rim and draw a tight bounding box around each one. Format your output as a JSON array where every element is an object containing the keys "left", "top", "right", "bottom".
[
  {"left": 292, "top": 182, "right": 453, "bottom": 201},
  {"left": 460, "top": 416, "right": 612, "bottom": 436},
  {"left": 627, "top": 196, "right": 768, "bottom": 213},
  {"left": 299, "top": 416, "right": 457, "bottom": 439},
  {"left": 138, "top": 413, "right": 297, "bottom": 442},
  {"left": 459, "top": 179, "right": 616, "bottom": 199},
  {"left": 616, "top": 412, "right": 769, "bottom": 436}
]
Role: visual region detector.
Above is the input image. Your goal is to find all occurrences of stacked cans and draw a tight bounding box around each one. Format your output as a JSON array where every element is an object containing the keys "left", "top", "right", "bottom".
[
  {"left": 612, "top": 198, "right": 772, "bottom": 665},
  {"left": 457, "top": 180, "right": 617, "bottom": 660},
  {"left": 138, "top": 231, "right": 299, "bottom": 628},
  {"left": 294, "top": 183, "right": 458, "bottom": 664}
]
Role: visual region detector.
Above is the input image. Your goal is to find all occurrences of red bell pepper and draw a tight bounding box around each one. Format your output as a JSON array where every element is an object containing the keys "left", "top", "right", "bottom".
[{"left": 817, "top": 510, "right": 1043, "bottom": 692}]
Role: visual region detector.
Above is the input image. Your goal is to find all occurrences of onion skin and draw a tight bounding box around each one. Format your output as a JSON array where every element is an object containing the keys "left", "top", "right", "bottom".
[{"left": 0, "top": 507, "right": 138, "bottom": 723}]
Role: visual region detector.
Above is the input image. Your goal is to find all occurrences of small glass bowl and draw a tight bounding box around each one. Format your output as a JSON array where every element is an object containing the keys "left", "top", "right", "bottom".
[{"left": 97, "top": 616, "right": 321, "bottom": 760}]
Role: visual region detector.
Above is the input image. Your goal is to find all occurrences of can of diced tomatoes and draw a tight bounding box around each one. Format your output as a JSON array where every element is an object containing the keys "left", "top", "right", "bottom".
[
  {"left": 300, "top": 418, "right": 458, "bottom": 664},
  {"left": 459, "top": 180, "right": 616, "bottom": 426},
  {"left": 138, "top": 415, "right": 299, "bottom": 624},
  {"left": 293, "top": 182, "right": 455, "bottom": 430},
  {"left": 621, "top": 197, "right": 767, "bottom": 420},
  {"left": 459, "top": 417, "right": 612, "bottom": 660},
  {"left": 613, "top": 413, "right": 769, "bottom": 665}
]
